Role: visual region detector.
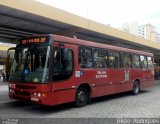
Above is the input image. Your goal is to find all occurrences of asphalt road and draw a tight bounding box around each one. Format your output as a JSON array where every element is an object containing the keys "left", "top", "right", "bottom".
[{"left": 0, "top": 81, "right": 160, "bottom": 120}]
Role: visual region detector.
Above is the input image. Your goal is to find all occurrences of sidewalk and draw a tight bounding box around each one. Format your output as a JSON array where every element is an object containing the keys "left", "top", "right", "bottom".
[
  {"left": 154, "top": 79, "right": 160, "bottom": 84},
  {"left": 0, "top": 79, "right": 8, "bottom": 92},
  {"left": 0, "top": 79, "right": 8, "bottom": 85}
]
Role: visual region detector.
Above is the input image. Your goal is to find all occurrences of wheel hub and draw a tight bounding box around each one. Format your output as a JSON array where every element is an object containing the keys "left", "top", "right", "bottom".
[{"left": 78, "top": 91, "right": 86, "bottom": 102}]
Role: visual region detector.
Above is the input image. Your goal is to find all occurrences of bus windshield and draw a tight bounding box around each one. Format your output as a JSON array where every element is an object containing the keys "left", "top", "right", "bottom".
[{"left": 9, "top": 45, "right": 50, "bottom": 83}]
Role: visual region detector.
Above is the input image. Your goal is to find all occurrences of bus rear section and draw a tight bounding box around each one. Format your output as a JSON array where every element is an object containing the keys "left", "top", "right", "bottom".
[
  {"left": 77, "top": 44, "right": 154, "bottom": 99},
  {"left": 8, "top": 34, "right": 154, "bottom": 107}
]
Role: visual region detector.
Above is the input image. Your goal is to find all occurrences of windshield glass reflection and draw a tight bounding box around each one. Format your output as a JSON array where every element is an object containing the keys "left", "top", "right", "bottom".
[{"left": 10, "top": 45, "right": 50, "bottom": 83}]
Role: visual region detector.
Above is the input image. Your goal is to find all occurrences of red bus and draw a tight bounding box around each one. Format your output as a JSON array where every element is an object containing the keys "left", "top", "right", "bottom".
[{"left": 8, "top": 34, "right": 154, "bottom": 107}]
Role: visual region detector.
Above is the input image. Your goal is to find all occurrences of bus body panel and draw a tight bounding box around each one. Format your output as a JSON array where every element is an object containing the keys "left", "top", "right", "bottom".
[{"left": 9, "top": 82, "right": 77, "bottom": 106}]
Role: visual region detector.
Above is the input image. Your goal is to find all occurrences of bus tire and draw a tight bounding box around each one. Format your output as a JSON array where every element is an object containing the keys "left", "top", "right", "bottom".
[
  {"left": 132, "top": 80, "right": 140, "bottom": 95},
  {"left": 75, "top": 87, "right": 89, "bottom": 107}
]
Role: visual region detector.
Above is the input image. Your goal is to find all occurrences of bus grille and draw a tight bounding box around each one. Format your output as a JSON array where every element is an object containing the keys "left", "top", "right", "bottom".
[
  {"left": 16, "top": 84, "right": 36, "bottom": 89},
  {"left": 15, "top": 90, "right": 30, "bottom": 96}
]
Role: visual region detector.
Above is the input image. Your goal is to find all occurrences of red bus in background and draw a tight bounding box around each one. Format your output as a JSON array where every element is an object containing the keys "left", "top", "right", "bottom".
[{"left": 8, "top": 34, "right": 154, "bottom": 107}]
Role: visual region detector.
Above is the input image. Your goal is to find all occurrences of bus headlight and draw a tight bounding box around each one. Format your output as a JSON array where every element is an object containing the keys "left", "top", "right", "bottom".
[
  {"left": 33, "top": 92, "right": 46, "bottom": 97},
  {"left": 37, "top": 93, "right": 41, "bottom": 97},
  {"left": 33, "top": 93, "right": 37, "bottom": 96}
]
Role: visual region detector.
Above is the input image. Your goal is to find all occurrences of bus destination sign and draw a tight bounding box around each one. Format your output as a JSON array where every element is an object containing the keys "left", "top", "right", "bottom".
[{"left": 21, "top": 36, "right": 49, "bottom": 45}]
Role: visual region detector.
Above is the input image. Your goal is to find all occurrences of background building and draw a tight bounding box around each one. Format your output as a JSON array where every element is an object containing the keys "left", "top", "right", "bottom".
[
  {"left": 121, "top": 22, "right": 160, "bottom": 43},
  {"left": 150, "top": 32, "right": 160, "bottom": 43},
  {"left": 121, "top": 22, "right": 146, "bottom": 39}
]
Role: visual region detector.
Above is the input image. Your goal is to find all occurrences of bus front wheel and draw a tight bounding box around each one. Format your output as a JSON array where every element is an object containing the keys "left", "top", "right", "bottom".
[
  {"left": 132, "top": 80, "right": 140, "bottom": 95},
  {"left": 75, "top": 87, "right": 89, "bottom": 107}
]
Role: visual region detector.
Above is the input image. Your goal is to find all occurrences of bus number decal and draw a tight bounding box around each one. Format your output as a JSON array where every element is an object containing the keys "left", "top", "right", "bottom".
[
  {"left": 124, "top": 71, "right": 130, "bottom": 81},
  {"left": 96, "top": 71, "right": 108, "bottom": 78}
]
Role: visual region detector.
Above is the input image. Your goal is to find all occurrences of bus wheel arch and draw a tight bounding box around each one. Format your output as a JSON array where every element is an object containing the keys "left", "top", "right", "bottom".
[
  {"left": 75, "top": 83, "right": 91, "bottom": 107},
  {"left": 132, "top": 79, "right": 140, "bottom": 95}
]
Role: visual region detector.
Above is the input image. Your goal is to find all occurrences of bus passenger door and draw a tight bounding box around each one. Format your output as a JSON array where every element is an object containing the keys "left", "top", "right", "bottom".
[
  {"left": 140, "top": 56, "right": 154, "bottom": 87},
  {"left": 51, "top": 42, "right": 77, "bottom": 104}
]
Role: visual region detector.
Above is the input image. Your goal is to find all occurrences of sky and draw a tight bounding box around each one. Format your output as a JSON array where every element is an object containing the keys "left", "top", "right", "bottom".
[{"left": 36, "top": 0, "right": 160, "bottom": 32}]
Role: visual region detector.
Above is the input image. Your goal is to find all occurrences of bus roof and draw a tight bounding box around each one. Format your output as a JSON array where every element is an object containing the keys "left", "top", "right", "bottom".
[{"left": 54, "top": 34, "right": 153, "bottom": 57}]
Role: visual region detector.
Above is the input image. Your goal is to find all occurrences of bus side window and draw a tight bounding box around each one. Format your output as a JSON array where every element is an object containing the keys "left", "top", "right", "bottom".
[
  {"left": 93, "top": 49, "right": 108, "bottom": 68},
  {"left": 108, "top": 51, "right": 120, "bottom": 68},
  {"left": 147, "top": 56, "right": 153, "bottom": 69},
  {"left": 53, "top": 49, "right": 63, "bottom": 72},
  {"left": 140, "top": 55, "right": 147, "bottom": 69},
  {"left": 121, "top": 53, "right": 131, "bottom": 68},
  {"left": 132, "top": 55, "right": 140, "bottom": 68},
  {"left": 79, "top": 47, "right": 92, "bottom": 68}
]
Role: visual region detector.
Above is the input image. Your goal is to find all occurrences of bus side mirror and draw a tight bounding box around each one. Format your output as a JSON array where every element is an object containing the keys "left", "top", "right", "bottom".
[{"left": 62, "top": 48, "right": 69, "bottom": 69}]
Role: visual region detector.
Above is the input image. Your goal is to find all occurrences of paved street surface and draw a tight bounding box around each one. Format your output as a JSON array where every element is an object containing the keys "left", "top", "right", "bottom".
[{"left": 0, "top": 80, "right": 160, "bottom": 118}]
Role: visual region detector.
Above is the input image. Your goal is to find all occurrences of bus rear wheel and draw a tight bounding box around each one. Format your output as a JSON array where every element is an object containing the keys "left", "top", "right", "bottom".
[
  {"left": 132, "top": 80, "right": 140, "bottom": 95},
  {"left": 75, "top": 87, "right": 89, "bottom": 107}
]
